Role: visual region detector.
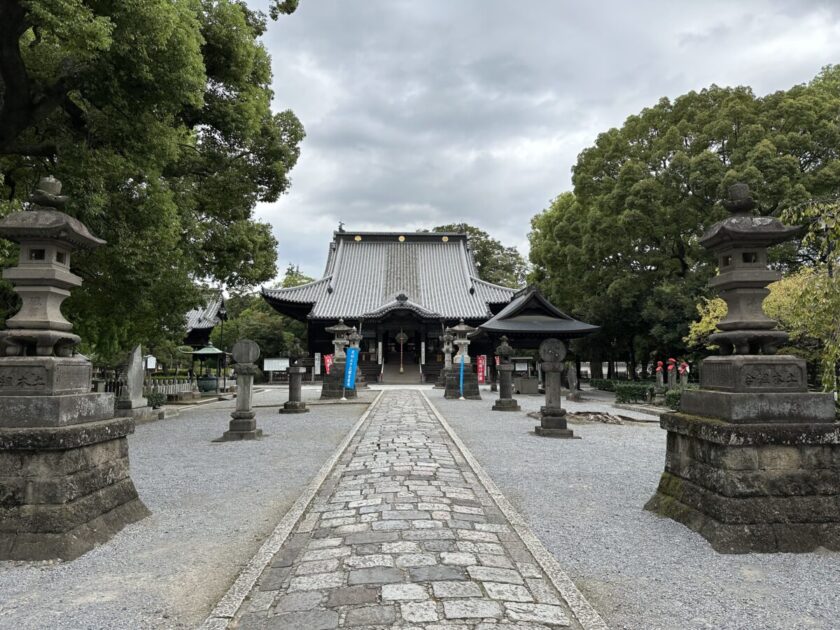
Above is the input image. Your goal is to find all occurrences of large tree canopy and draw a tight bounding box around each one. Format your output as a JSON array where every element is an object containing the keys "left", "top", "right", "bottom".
[
  {"left": 431, "top": 223, "right": 528, "bottom": 288},
  {"left": 530, "top": 66, "right": 840, "bottom": 373},
  {"left": 0, "top": 0, "right": 304, "bottom": 363}
]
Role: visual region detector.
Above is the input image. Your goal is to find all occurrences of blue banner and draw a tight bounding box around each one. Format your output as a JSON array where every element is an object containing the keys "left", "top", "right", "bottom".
[
  {"left": 459, "top": 355, "right": 465, "bottom": 397},
  {"left": 343, "top": 347, "right": 359, "bottom": 390}
]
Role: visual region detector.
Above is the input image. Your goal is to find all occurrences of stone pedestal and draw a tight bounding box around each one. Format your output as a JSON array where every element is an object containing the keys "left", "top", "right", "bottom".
[
  {"left": 492, "top": 364, "right": 519, "bottom": 411},
  {"left": 320, "top": 361, "right": 357, "bottom": 399},
  {"left": 444, "top": 363, "right": 481, "bottom": 400},
  {"left": 434, "top": 367, "right": 449, "bottom": 389},
  {"left": 645, "top": 413, "right": 840, "bottom": 553},
  {"left": 280, "top": 366, "right": 309, "bottom": 414},
  {"left": 0, "top": 356, "right": 149, "bottom": 560},
  {"left": 217, "top": 341, "right": 262, "bottom": 441}
]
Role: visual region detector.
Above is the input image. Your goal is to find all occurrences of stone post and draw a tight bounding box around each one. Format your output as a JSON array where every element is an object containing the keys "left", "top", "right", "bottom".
[
  {"left": 645, "top": 183, "right": 838, "bottom": 553},
  {"left": 492, "top": 336, "right": 519, "bottom": 411},
  {"left": 535, "top": 338, "right": 575, "bottom": 438},
  {"left": 0, "top": 177, "right": 149, "bottom": 560},
  {"left": 655, "top": 361, "right": 664, "bottom": 388},
  {"left": 217, "top": 340, "right": 262, "bottom": 441},
  {"left": 280, "top": 364, "right": 309, "bottom": 414},
  {"left": 666, "top": 358, "right": 677, "bottom": 389}
]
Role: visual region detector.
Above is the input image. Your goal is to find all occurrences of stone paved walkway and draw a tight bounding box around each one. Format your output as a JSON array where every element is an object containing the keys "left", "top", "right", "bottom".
[{"left": 231, "top": 390, "right": 596, "bottom": 629}]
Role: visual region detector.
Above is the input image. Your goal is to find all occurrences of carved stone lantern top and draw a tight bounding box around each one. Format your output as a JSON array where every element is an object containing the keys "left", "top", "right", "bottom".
[
  {"left": 495, "top": 335, "right": 514, "bottom": 363},
  {"left": 348, "top": 326, "right": 362, "bottom": 349},
  {"left": 0, "top": 177, "right": 105, "bottom": 357},
  {"left": 700, "top": 183, "right": 803, "bottom": 356},
  {"left": 326, "top": 318, "right": 352, "bottom": 359}
]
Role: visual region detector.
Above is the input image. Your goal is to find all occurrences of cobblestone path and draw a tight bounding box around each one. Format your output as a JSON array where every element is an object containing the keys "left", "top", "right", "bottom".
[{"left": 232, "top": 390, "right": 594, "bottom": 629}]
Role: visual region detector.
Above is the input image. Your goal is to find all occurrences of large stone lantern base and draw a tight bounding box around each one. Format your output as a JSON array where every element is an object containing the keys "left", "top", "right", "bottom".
[
  {"left": 0, "top": 403, "right": 149, "bottom": 561},
  {"left": 444, "top": 363, "right": 481, "bottom": 400},
  {"left": 645, "top": 412, "right": 840, "bottom": 553},
  {"left": 320, "top": 361, "right": 357, "bottom": 399}
]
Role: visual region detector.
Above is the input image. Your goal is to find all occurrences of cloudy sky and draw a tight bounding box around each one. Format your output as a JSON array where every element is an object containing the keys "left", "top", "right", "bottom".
[{"left": 251, "top": 0, "right": 840, "bottom": 280}]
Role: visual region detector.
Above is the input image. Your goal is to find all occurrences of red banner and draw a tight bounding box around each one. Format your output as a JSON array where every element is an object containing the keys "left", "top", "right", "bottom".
[
  {"left": 477, "top": 354, "right": 487, "bottom": 384},
  {"left": 324, "top": 354, "right": 334, "bottom": 375}
]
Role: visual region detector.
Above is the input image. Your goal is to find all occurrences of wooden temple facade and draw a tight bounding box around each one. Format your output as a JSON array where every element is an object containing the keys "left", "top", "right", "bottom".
[{"left": 262, "top": 231, "right": 599, "bottom": 384}]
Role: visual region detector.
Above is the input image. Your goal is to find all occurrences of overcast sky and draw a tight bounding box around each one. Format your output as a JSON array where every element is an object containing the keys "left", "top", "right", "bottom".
[{"left": 251, "top": 0, "right": 840, "bottom": 281}]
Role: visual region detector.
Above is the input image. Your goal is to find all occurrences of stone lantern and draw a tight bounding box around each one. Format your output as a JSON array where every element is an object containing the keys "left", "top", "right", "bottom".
[
  {"left": 534, "top": 338, "right": 574, "bottom": 437},
  {"left": 321, "top": 318, "right": 356, "bottom": 399},
  {"left": 444, "top": 319, "right": 480, "bottom": 399},
  {"left": 435, "top": 328, "right": 455, "bottom": 389},
  {"left": 492, "top": 335, "right": 520, "bottom": 412},
  {"left": 0, "top": 177, "right": 149, "bottom": 560},
  {"left": 217, "top": 339, "right": 262, "bottom": 440},
  {"left": 325, "top": 318, "right": 352, "bottom": 360},
  {"left": 645, "top": 183, "right": 838, "bottom": 553}
]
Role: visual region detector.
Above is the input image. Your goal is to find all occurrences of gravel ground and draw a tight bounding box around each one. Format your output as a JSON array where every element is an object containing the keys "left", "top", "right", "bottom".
[
  {"left": 0, "top": 389, "right": 367, "bottom": 630},
  {"left": 428, "top": 387, "right": 840, "bottom": 630}
]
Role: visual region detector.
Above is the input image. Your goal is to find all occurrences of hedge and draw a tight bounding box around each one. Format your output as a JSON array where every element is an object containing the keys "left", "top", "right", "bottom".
[{"left": 615, "top": 383, "right": 654, "bottom": 404}]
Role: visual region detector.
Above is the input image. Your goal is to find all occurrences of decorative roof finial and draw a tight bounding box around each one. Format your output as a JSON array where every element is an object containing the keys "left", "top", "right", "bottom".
[
  {"left": 29, "top": 176, "right": 69, "bottom": 210},
  {"left": 722, "top": 182, "right": 756, "bottom": 214}
]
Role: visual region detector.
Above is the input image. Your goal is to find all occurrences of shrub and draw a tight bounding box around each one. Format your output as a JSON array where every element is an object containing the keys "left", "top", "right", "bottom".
[
  {"left": 615, "top": 383, "right": 654, "bottom": 404},
  {"left": 590, "top": 378, "right": 615, "bottom": 391},
  {"left": 147, "top": 391, "right": 166, "bottom": 409}
]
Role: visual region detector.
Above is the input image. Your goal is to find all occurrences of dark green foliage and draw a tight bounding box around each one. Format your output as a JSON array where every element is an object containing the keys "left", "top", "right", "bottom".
[
  {"left": 664, "top": 386, "right": 698, "bottom": 410},
  {"left": 146, "top": 391, "right": 167, "bottom": 409},
  {"left": 614, "top": 383, "right": 654, "bottom": 404},
  {"left": 530, "top": 66, "right": 840, "bottom": 367},
  {"left": 432, "top": 223, "right": 528, "bottom": 287},
  {"left": 590, "top": 378, "right": 616, "bottom": 392},
  {"left": 0, "top": 1, "right": 304, "bottom": 364}
]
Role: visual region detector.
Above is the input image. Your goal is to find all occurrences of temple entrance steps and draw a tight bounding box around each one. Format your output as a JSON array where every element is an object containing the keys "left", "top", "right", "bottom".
[
  {"left": 358, "top": 360, "right": 380, "bottom": 382},
  {"left": 381, "top": 352, "right": 421, "bottom": 383}
]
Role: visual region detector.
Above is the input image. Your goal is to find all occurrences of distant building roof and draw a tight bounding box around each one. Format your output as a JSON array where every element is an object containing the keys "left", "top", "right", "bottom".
[
  {"left": 263, "top": 232, "right": 516, "bottom": 321},
  {"left": 185, "top": 294, "right": 225, "bottom": 333},
  {"left": 475, "top": 286, "right": 599, "bottom": 338}
]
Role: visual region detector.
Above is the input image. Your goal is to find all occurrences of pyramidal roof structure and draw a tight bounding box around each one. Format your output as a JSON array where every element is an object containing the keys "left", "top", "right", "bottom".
[{"left": 262, "top": 232, "right": 516, "bottom": 321}]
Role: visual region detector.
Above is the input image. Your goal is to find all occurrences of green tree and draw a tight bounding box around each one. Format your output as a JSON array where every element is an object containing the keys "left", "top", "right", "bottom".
[
  {"left": 530, "top": 66, "right": 840, "bottom": 374},
  {"left": 431, "top": 223, "right": 528, "bottom": 287},
  {"left": 213, "top": 264, "right": 313, "bottom": 360},
  {"left": 0, "top": 0, "right": 305, "bottom": 363}
]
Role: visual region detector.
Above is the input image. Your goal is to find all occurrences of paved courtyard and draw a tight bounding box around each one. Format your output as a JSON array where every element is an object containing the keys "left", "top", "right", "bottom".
[{"left": 226, "top": 389, "right": 604, "bottom": 629}]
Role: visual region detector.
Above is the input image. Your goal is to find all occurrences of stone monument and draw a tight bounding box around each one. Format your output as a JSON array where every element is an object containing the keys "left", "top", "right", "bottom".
[
  {"left": 492, "top": 336, "right": 520, "bottom": 411},
  {"left": 320, "top": 319, "right": 356, "bottom": 399},
  {"left": 0, "top": 176, "right": 149, "bottom": 560},
  {"left": 645, "top": 183, "right": 838, "bottom": 552},
  {"left": 279, "top": 360, "right": 309, "bottom": 414},
  {"left": 435, "top": 329, "right": 454, "bottom": 389},
  {"left": 534, "top": 338, "right": 575, "bottom": 438},
  {"left": 217, "top": 339, "right": 262, "bottom": 440},
  {"left": 115, "top": 345, "right": 160, "bottom": 423},
  {"left": 444, "top": 319, "right": 480, "bottom": 400},
  {"left": 655, "top": 361, "right": 664, "bottom": 388}
]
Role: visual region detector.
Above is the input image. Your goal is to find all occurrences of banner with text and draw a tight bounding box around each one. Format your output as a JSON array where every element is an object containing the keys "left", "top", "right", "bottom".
[
  {"left": 477, "top": 354, "right": 487, "bottom": 384},
  {"left": 343, "top": 347, "right": 359, "bottom": 390},
  {"left": 324, "top": 354, "right": 333, "bottom": 375}
]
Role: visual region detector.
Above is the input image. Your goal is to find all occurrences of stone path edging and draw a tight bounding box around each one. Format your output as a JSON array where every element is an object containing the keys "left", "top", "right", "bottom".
[
  {"left": 422, "top": 391, "right": 609, "bottom": 630},
  {"left": 199, "top": 391, "right": 384, "bottom": 630}
]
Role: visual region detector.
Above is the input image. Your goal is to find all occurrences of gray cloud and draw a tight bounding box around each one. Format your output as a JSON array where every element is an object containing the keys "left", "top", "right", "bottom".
[{"left": 250, "top": 0, "right": 840, "bottom": 280}]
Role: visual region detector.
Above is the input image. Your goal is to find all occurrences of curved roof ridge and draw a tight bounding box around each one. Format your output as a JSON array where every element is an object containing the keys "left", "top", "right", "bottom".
[{"left": 262, "top": 276, "right": 332, "bottom": 303}]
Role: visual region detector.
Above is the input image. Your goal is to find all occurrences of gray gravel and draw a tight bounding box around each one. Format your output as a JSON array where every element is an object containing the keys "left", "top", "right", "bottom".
[
  {"left": 429, "top": 387, "right": 840, "bottom": 630},
  {"left": 0, "top": 389, "right": 366, "bottom": 630}
]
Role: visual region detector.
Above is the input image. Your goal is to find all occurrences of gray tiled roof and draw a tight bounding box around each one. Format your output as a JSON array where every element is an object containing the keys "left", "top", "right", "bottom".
[
  {"left": 475, "top": 286, "right": 599, "bottom": 338},
  {"left": 185, "top": 294, "right": 224, "bottom": 332},
  {"left": 263, "top": 232, "right": 516, "bottom": 320}
]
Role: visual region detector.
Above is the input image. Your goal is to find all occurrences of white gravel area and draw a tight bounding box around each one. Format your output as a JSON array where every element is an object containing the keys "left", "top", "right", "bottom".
[
  {"left": 429, "top": 386, "right": 840, "bottom": 630},
  {"left": 0, "top": 390, "right": 366, "bottom": 630}
]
